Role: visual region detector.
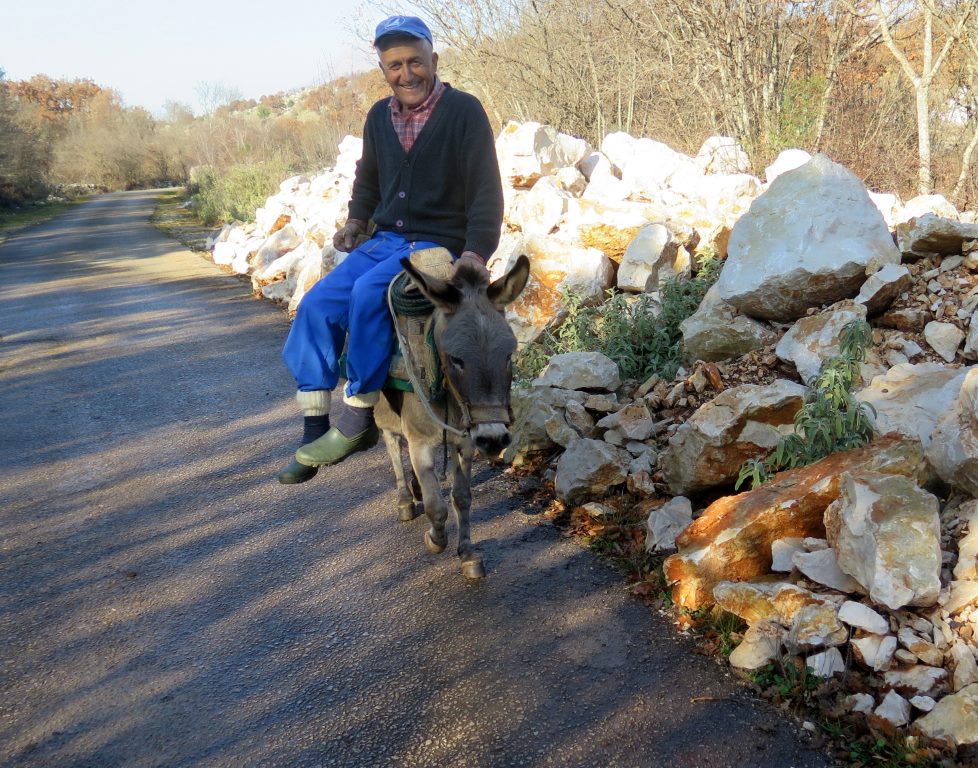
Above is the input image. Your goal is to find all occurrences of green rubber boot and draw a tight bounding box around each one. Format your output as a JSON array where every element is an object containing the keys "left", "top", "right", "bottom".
[
  {"left": 295, "top": 424, "right": 380, "bottom": 467},
  {"left": 277, "top": 459, "right": 318, "bottom": 484}
]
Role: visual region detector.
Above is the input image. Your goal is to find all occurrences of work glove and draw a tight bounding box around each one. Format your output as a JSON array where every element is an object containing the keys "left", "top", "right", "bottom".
[{"left": 333, "top": 218, "right": 367, "bottom": 252}]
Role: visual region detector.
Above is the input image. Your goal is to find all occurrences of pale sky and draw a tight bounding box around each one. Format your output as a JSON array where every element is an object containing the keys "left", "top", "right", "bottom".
[{"left": 0, "top": 0, "right": 392, "bottom": 116}]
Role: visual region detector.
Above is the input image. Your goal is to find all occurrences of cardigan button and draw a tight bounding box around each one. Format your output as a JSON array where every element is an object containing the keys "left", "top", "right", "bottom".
[
  {"left": 396, "top": 219, "right": 404, "bottom": 227},
  {"left": 398, "top": 191, "right": 406, "bottom": 198}
]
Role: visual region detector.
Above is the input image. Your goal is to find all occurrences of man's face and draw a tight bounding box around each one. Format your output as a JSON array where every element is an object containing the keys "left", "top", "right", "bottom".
[{"left": 378, "top": 40, "right": 438, "bottom": 111}]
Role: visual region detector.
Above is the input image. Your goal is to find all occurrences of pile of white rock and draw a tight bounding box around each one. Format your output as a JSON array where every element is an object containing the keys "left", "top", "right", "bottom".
[{"left": 204, "top": 118, "right": 978, "bottom": 748}]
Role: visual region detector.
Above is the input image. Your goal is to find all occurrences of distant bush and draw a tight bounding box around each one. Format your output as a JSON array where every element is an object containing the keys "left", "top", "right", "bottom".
[{"left": 189, "top": 160, "right": 288, "bottom": 225}]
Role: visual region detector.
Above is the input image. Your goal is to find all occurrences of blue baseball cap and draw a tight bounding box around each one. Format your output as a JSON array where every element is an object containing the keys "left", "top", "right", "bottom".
[{"left": 373, "top": 15, "right": 433, "bottom": 46}]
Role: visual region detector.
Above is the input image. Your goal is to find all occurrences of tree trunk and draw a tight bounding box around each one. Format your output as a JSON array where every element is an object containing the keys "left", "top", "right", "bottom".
[{"left": 916, "top": 84, "right": 933, "bottom": 194}]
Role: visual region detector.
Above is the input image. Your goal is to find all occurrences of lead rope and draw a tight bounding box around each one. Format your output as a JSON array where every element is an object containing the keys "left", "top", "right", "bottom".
[
  {"left": 443, "top": 398, "right": 449, "bottom": 480},
  {"left": 387, "top": 274, "right": 466, "bottom": 438}
]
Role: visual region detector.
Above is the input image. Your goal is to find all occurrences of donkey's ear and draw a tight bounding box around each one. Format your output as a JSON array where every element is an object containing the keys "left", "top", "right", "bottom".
[
  {"left": 401, "top": 258, "right": 461, "bottom": 310},
  {"left": 487, "top": 255, "right": 530, "bottom": 307}
]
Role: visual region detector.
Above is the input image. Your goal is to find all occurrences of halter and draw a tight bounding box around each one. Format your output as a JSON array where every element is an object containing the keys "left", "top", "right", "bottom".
[{"left": 388, "top": 273, "right": 514, "bottom": 437}]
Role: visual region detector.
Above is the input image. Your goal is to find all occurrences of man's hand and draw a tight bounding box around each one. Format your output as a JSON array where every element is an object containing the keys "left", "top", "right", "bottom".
[
  {"left": 455, "top": 250, "right": 490, "bottom": 280},
  {"left": 333, "top": 219, "right": 367, "bottom": 252}
]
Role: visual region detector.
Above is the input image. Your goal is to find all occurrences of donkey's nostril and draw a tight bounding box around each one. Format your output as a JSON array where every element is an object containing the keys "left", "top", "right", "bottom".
[{"left": 499, "top": 433, "right": 511, "bottom": 448}]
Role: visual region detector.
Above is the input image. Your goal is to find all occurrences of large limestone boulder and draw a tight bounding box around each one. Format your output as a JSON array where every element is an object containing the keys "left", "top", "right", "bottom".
[
  {"left": 824, "top": 471, "right": 941, "bottom": 610},
  {"left": 717, "top": 154, "right": 901, "bottom": 321},
  {"left": 560, "top": 198, "right": 666, "bottom": 259},
  {"left": 913, "top": 683, "right": 978, "bottom": 747},
  {"left": 695, "top": 136, "right": 751, "bottom": 175},
  {"left": 514, "top": 177, "right": 572, "bottom": 236},
  {"left": 616, "top": 224, "right": 683, "bottom": 292},
  {"left": 535, "top": 352, "right": 620, "bottom": 391},
  {"left": 680, "top": 284, "right": 778, "bottom": 363},
  {"left": 897, "top": 213, "right": 978, "bottom": 258},
  {"left": 775, "top": 300, "right": 868, "bottom": 384},
  {"left": 662, "top": 435, "right": 926, "bottom": 610},
  {"left": 870, "top": 192, "right": 904, "bottom": 228},
  {"left": 764, "top": 149, "right": 812, "bottom": 184},
  {"left": 554, "top": 438, "right": 630, "bottom": 505},
  {"left": 699, "top": 173, "right": 763, "bottom": 229},
  {"left": 621, "top": 137, "right": 700, "bottom": 201},
  {"left": 504, "top": 235, "right": 615, "bottom": 344},
  {"left": 927, "top": 367, "right": 978, "bottom": 495},
  {"left": 856, "top": 363, "right": 969, "bottom": 448},
  {"left": 660, "top": 380, "right": 806, "bottom": 495},
  {"left": 496, "top": 121, "right": 590, "bottom": 188},
  {"left": 897, "top": 193, "right": 959, "bottom": 224},
  {"left": 250, "top": 225, "right": 302, "bottom": 275}
]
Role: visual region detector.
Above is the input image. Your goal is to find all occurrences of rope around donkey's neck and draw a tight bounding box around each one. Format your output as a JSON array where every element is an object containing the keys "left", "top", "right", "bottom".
[{"left": 386, "top": 273, "right": 467, "bottom": 437}]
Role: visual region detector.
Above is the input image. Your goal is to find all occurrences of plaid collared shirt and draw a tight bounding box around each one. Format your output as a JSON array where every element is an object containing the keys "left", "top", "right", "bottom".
[{"left": 389, "top": 77, "right": 446, "bottom": 153}]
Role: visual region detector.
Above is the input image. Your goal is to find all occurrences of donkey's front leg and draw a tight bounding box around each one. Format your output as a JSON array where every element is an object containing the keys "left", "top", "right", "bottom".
[
  {"left": 407, "top": 441, "right": 448, "bottom": 554},
  {"left": 382, "top": 431, "right": 418, "bottom": 522},
  {"left": 451, "top": 441, "right": 483, "bottom": 579}
]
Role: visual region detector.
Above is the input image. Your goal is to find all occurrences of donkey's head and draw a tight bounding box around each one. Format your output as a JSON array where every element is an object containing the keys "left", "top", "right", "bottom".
[{"left": 402, "top": 255, "right": 530, "bottom": 455}]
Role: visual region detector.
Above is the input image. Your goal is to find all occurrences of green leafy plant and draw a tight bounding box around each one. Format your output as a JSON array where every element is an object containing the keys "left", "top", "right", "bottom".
[
  {"left": 736, "top": 319, "right": 877, "bottom": 490},
  {"left": 514, "top": 251, "right": 722, "bottom": 384}
]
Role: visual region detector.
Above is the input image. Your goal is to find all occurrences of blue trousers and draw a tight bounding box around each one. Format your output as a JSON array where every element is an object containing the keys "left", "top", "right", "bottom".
[{"left": 283, "top": 231, "right": 444, "bottom": 396}]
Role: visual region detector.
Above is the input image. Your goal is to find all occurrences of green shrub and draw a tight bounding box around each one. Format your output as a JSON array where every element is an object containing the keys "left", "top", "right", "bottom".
[
  {"left": 514, "top": 251, "right": 722, "bottom": 385},
  {"left": 736, "top": 319, "right": 877, "bottom": 490},
  {"left": 190, "top": 159, "right": 288, "bottom": 225}
]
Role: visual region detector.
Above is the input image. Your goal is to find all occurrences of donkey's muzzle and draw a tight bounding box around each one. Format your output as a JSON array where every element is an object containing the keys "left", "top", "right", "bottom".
[{"left": 472, "top": 423, "right": 511, "bottom": 456}]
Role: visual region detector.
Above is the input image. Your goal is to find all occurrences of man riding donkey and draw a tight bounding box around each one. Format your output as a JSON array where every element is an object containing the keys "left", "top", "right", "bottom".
[{"left": 278, "top": 15, "right": 505, "bottom": 483}]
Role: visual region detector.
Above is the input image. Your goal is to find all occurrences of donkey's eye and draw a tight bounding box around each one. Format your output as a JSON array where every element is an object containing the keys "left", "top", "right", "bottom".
[{"left": 449, "top": 356, "right": 465, "bottom": 370}]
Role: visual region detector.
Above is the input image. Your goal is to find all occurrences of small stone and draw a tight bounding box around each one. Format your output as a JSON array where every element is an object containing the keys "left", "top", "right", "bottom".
[
  {"left": 847, "top": 692, "right": 876, "bottom": 714},
  {"left": 645, "top": 496, "right": 693, "bottom": 553},
  {"left": 771, "top": 538, "right": 806, "bottom": 572},
  {"left": 838, "top": 601, "right": 890, "bottom": 635},
  {"left": 884, "top": 665, "right": 947, "bottom": 696},
  {"left": 895, "top": 649, "right": 920, "bottom": 665},
  {"left": 950, "top": 640, "right": 978, "bottom": 691},
  {"left": 729, "top": 621, "right": 784, "bottom": 671},
  {"left": 581, "top": 502, "right": 615, "bottom": 520},
  {"left": 874, "top": 690, "right": 911, "bottom": 727},
  {"left": 792, "top": 548, "right": 864, "bottom": 593},
  {"left": 910, "top": 695, "right": 937, "bottom": 712},
  {"left": 806, "top": 647, "right": 846, "bottom": 678}
]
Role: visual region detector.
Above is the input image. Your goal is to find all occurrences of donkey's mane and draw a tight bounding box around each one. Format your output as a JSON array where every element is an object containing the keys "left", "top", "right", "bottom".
[{"left": 451, "top": 261, "right": 489, "bottom": 291}]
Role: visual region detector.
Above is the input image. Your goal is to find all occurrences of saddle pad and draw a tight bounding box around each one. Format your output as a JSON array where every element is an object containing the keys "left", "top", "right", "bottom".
[
  {"left": 388, "top": 311, "right": 440, "bottom": 397},
  {"left": 385, "top": 247, "right": 453, "bottom": 394},
  {"left": 407, "top": 246, "right": 455, "bottom": 282}
]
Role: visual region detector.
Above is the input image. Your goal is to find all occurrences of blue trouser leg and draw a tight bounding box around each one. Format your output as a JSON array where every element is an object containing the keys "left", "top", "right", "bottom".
[
  {"left": 345, "top": 235, "right": 443, "bottom": 397},
  {"left": 282, "top": 232, "right": 443, "bottom": 394}
]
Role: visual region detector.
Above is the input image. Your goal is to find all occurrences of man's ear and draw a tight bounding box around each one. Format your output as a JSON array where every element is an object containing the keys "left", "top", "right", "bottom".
[
  {"left": 431, "top": 51, "right": 438, "bottom": 70},
  {"left": 401, "top": 258, "right": 461, "bottom": 310}
]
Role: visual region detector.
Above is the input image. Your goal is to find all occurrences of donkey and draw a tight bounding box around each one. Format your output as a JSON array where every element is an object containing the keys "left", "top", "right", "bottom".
[{"left": 375, "top": 255, "right": 530, "bottom": 579}]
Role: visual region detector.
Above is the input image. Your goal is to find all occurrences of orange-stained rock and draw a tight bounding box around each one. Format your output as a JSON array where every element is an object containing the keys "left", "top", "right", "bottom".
[
  {"left": 268, "top": 213, "right": 292, "bottom": 235},
  {"left": 662, "top": 435, "right": 925, "bottom": 610}
]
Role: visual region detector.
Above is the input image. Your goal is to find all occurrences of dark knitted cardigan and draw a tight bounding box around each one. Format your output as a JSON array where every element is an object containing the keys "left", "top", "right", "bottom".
[{"left": 348, "top": 86, "right": 504, "bottom": 258}]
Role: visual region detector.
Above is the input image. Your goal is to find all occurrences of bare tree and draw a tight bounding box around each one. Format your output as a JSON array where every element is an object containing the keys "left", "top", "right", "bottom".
[{"left": 858, "top": 0, "right": 977, "bottom": 193}]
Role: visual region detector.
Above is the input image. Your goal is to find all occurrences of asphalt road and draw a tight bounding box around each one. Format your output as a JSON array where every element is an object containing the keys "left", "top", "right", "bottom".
[{"left": 0, "top": 191, "right": 831, "bottom": 767}]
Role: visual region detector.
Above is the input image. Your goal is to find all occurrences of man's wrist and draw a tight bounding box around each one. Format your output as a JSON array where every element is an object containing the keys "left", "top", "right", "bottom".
[
  {"left": 459, "top": 250, "right": 485, "bottom": 264},
  {"left": 346, "top": 218, "right": 367, "bottom": 231}
]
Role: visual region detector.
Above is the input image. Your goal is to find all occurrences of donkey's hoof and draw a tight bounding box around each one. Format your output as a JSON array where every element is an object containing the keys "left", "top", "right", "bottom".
[
  {"left": 424, "top": 529, "right": 446, "bottom": 554},
  {"left": 462, "top": 559, "right": 486, "bottom": 580},
  {"left": 398, "top": 502, "right": 418, "bottom": 522}
]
